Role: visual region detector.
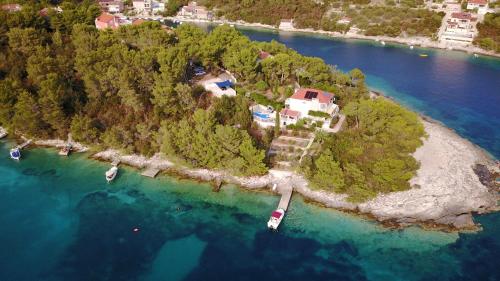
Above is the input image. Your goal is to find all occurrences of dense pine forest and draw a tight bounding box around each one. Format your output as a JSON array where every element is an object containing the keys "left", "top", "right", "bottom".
[{"left": 0, "top": 1, "right": 425, "bottom": 201}]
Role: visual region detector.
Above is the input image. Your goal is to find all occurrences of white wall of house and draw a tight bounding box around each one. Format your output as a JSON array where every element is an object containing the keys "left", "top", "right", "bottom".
[
  {"left": 133, "top": 0, "right": 152, "bottom": 13},
  {"left": 108, "top": 4, "right": 122, "bottom": 13},
  {"left": 467, "top": 3, "right": 488, "bottom": 14},
  {"left": 280, "top": 116, "right": 298, "bottom": 126},
  {"left": 285, "top": 98, "right": 339, "bottom": 118}
]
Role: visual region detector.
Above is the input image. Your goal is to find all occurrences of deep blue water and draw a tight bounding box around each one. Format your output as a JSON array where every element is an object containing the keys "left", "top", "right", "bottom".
[{"left": 238, "top": 28, "right": 500, "bottom": 159}]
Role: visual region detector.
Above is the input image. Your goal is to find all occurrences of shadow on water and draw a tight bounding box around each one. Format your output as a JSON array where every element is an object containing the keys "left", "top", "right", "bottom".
[
  {"left": 21, "top": 167, "right": 59, "bottom": 178},
  {"left": 184, "top": 229, "right": 367, "bottom": 281}
]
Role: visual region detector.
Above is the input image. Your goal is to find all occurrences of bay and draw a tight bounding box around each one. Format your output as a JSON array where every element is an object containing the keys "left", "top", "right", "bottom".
[
  {"left": 235, "top": 27, "right": 500, "bottom": 159},
  {"left": 1, "top": 26, "right": 500, "bottom": 281}
]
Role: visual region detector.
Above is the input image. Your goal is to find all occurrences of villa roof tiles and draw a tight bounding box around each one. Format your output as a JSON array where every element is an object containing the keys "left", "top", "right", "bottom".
[{"left": 290, "top": 88, "right": 333, "bottom": 104}]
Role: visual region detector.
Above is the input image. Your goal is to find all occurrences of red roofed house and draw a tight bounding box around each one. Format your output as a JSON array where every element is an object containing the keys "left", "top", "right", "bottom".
[
  {"left": 258, "top": 51, "right": 272, "bottom": 60},
  {"left": 279, "top": 108, "right": 301, "bottom": 126},
  {"left": 441, "top": 12, "right": 476, "bottom": 43},
  {"left": 284, "top": 88, "right": 339, "bottom": 120},
  {"left": 179, "top": 1, "right": 212, "bottom": 20},
  {"left": 467, "top": 0, "right": 488, "bottom": 14},
  {"left": 1, "top": 3, "right": 21, "bottom": 12},
  {"left": 95, "top": 13, "right": 121, "bottom": 30}
]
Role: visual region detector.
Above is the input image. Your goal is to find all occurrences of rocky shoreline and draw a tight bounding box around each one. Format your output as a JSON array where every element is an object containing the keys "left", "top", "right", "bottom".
[
  {"left": 2, "top": 112, "right": 498, "bottom": 231},
  {"left": 89, "top": 118, "right": 499, "bottom": 231}
]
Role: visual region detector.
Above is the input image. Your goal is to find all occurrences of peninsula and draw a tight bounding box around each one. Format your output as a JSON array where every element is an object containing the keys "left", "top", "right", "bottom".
[{"left": 0, "top": 1, "right": 498, "bottom": 231}]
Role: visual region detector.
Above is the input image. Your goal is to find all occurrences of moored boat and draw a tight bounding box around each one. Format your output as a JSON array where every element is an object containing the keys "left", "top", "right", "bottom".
[
  {"left": 58, "top": 143, "right": 72, "bottom": 156},
  {"left": 419, "top": 53, "right": 428, "bottom": 57},
  {"left": 105, "top": 166, "right": 118, "bottom": 182},
  {"left": 267, "top": 208, "right": 285, "bottom": 230},
  {"left": 10, "top": 147, "right": 21, "bottom": 160}
]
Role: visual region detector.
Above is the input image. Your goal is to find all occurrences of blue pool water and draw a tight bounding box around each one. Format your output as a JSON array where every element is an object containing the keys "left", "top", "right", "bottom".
[{"left": 253, "top": 111, "right": 270, "bottom": 119}]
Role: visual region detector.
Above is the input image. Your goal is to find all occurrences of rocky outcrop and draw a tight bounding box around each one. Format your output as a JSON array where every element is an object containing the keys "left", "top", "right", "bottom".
[
  {"left": 284, "top": 119, "right": 499, "bottom": 230},
  {"left": 357, "top": 120, "right": 498, "bottom": 229}
]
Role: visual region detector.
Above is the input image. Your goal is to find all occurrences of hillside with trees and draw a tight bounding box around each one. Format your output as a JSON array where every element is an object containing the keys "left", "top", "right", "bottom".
[
  {"left": 474, "top": 12, "right": 500, "bottom": 53},
  {"left": 0, "top": 1, "right": 425, "bottom": 200},
  {"left": 199, "top": 0, "right": 444, "bottom": 37}
]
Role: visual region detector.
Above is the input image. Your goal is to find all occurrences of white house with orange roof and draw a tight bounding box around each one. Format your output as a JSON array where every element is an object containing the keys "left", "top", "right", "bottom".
[
  {"left": 284, "top": 88, "right": 339, "bottom": 117},
  {"left": 278, "top": 88, "right": 339, "bottom": 127},
  {"left": 95, "top": 13, "right": 130, "bottom": 30},
  {"left": 467, "top": 0, "right": 488, "bottom": 14},
  {"left": 441, "top": 12, "right": 476, "bottom": 43},
  {"left": 179, "top": 1, "right": 212, "bottom": 20}
]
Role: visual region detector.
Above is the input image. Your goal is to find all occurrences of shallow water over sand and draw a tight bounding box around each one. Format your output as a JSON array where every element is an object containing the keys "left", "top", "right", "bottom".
[{"left": 1, "top": 144, "right": 499, "bottom": 281}]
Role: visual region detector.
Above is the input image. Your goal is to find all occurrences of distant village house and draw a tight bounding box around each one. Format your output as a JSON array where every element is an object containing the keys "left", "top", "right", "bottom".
[
  {"left": 337, "top": 17, "right": 351, "bottom": 25},
  {"left": 279, "top": 19, "right": 294, "bottom": 30},
  {"left": 98, "top": 0, "right": 124, "bottom": 13},
  {"left": 467, "top": 0, "right": 488, "bottom": 14},
  {"left": 179, "top": 1, "right": 212, "bottom": 20},
  {"left": 1, "top": 3, "right": 21, "bottom": 12},
  {"left": 441, "top": 12, "right": 476, "bottom": 43},
  {"left": 95, "top": 13, "right": 130, "bottom": 30},
  {"left": 133, "top": 0, "right": 152, "bottom": 14}
]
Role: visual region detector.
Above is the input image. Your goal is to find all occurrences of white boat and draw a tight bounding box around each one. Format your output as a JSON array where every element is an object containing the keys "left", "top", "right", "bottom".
[
  {"left": 105, "top": 166, "right": 118, "bottom": 182},
  {"left": 410, "top": 45, "right": 414, "bottom": 50},
  {"left": 58, "top": 143, "right": 72, "bottom": 156},
  {"left": 267, "top": 208, "right": 285, "bottom": 230},
  {"left": 381, "top": 41, "right": 386, "bottom": 46},
  {"left": 10, "top": 147, "right": 21, "bottom": 160}
]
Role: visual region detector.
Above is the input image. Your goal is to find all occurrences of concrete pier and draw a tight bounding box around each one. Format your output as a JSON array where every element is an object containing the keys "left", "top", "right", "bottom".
[
  {"left": 277, "top": 187, "right": 293, "bottom": 211},
  {"left": 141, "top": 167, "right": 160, "bottom": 178},
  {"left": 18, "top": 139, "right": 32, "bottom": 149}
]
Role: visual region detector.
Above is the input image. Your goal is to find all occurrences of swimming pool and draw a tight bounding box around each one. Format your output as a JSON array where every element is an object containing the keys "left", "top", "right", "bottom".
[{"left": 253, "top": 112, "right": 270, "bottom": 119}]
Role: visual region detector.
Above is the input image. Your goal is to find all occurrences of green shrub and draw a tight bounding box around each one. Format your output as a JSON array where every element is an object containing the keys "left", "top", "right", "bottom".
[
  {"left": 255, "top": 80, "right": 268, "bottom": 91},
  {"left": 308, "top": 110, "right": 331, "bottom": 118}
]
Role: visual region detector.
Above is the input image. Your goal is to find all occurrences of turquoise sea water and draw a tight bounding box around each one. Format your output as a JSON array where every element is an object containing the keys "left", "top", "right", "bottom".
[
  {"left": 2, "top": 27, "right": 500, "bottom": 280},
  {"left": 1, "top": 143, "right": 500, "bottom": 280}
]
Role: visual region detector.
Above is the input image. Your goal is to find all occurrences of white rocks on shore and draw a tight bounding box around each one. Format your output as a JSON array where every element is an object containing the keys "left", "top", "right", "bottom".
[
  {"left": 89, "top": 119, "right": 497, "bottom": 230},
  {"left": 34, "top": 139, "right": 89, "bottom": 152},
  {"left": 93, "top": 149, "right": 173, "bottom": 170},
  {"left": 357, "top": 120, "right": 498, "bottom": 229}
]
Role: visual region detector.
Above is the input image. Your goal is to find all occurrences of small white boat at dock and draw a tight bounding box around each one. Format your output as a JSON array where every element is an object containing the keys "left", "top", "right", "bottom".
[
  {"left": 106, "top": 166, "right": 118, "bottom": 182},
  {"left": 410, "top": 45, "right": 414, "bottom": 49},
  {"left": 10, "top": 147, "right": 21, "bottom": 160},
  {"left": 267, "top": 208, "right": 285, "bottom": 230},
  {"left": 381, "top": 41, "right": 386, "bottom": 46}
]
